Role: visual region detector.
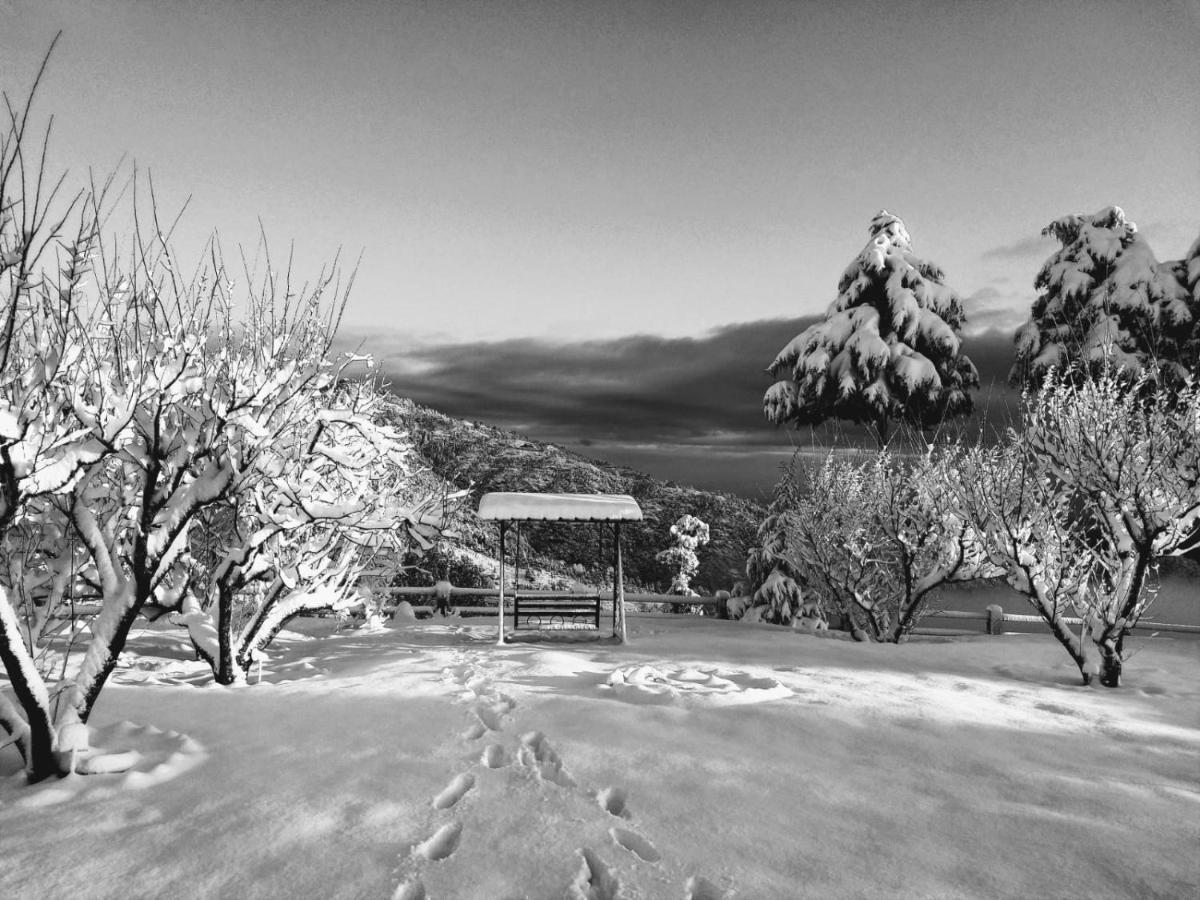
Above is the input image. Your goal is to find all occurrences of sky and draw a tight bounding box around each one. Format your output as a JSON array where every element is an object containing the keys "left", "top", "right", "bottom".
[{"left": 2, "top": 0, "right": 1198, "bottom": 498}]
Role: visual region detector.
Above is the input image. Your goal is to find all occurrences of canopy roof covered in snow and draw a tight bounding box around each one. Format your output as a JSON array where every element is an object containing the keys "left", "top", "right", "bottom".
[{"left": 477, "top": 492, "right": 643, "bottom": 522}]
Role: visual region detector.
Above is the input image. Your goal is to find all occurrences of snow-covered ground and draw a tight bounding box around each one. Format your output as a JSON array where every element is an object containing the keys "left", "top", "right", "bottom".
[{"left": 2, "top": 615, "right": 1197, "bottom": 899}]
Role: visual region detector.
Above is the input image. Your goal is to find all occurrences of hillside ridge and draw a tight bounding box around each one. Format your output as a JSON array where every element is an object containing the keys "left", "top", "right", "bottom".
[{"left": 382, "top": 395, "right": 765, "bottom": 594}]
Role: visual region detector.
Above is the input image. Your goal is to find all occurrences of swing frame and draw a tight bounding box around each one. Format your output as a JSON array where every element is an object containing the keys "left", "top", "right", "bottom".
[{"left": 476, "top": 492, "right": 643, "bottom": 644}]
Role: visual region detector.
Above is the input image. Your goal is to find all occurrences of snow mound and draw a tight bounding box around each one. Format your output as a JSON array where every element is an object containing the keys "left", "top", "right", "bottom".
[
  {"left": 5, "top": 720, "right": 207, "bottom": 808},
  {"left": 602, "top": 663, "right": 790, "bottom": 705}
]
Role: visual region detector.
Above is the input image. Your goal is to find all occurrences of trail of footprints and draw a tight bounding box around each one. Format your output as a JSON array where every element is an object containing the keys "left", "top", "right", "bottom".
[{"left": 393, "top": 649, "right": 730, "bottom": 899}]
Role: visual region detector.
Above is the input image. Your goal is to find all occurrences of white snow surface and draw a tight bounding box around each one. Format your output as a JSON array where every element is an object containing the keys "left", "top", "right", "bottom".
[
  {"left": 2, "top": 615, "right": 1197, "bottom": 899},
  {"left": 478, "top": 492, "right": 643, "bottom": 522}
]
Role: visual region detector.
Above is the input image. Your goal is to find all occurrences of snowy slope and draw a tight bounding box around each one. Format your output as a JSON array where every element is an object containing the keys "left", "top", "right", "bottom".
[{"left": 1, "top": 616, "right": 1197, "bottom": 899}]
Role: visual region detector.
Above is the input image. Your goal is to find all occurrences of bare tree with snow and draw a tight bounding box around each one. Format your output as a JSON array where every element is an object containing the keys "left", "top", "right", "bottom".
[
  {"left": 179, "top": 376, "right": 461, "bottom": 684},
  {"left": 764, "top": 211, "right": 979, "bottom": 446},
  {"left": 0, "top": 41, "right": 139, "bottom": 781},
  {"left": 1012, "top": 206, "right": 1194, "bottom": 384},
  {"left": 950, "top": 368, "right": 1200, "bottom": 687},
  {"left": 777, "top": 449, "right": 993, "bottom": 642}
]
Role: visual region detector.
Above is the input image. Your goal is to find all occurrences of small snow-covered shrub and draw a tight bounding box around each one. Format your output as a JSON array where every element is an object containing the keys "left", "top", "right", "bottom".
[{"left": 656, "top": 514, "right": 710, "bottom": 596}]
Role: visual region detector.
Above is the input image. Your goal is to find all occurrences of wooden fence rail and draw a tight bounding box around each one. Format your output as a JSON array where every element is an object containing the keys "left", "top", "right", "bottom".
[
  {"left": 44, "top": 587, "right": 1199, "bottom": 636},
  {"left": 385, "top": 586, "right": 1200, "bottom": 636}
]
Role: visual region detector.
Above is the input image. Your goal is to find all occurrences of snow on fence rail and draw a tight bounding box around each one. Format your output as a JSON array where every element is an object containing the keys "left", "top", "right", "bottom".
[
  {"left": 383, "top": 586, "right": 1200, "bottom": 635},
  {"left": 913, "top": 605, "right": 1199, "bottom": 636},
  {"left": 51, "top": 588, "right": 1199, "bottom": 635}
]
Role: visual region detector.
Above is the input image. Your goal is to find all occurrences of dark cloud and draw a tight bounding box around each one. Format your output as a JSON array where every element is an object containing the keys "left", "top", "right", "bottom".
[
  {"left": 339, "top": 320, "right": 1023, "bottom": 496},
  {"left": 345, "top": 317, "right": 824, "bottom": 449},
  {"left": 982, "top": 232, "right": 1055, "bottom": 260},
  {"left": 962, "top": 285, "right": 1030, "bottom": 334}
]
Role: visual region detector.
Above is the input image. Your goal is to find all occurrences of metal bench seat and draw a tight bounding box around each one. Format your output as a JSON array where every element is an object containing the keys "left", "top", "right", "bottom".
[{"left": 513, "top": 593, "right": 601, "bottom": 630}]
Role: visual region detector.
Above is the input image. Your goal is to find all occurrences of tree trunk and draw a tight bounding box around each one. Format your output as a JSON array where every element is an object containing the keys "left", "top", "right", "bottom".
[
  {"left": 0, "top": 594, "right": 63, "bottom": 780},
  {"left": 215, "top": 580, "right": 238, "bottom": 685},
  {"left": 72, "top": 585, "right": 147, "bottom": 722},
  {"left": 1024, "top": 592, "right": 1091, "bottom": 685},
  {"left": 1094, "top": 630, "right": 1125, "bottom": 688},
  {"left": 873, "top": 415, "right": 890, "bottom": 449}
]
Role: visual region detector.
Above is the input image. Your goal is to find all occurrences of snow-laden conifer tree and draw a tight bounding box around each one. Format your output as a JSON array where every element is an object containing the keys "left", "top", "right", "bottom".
[
  {"left": 1012, "top": 206, "right": 1194, "bottom": 383},
  {"left": 764, "top": 211, "right": 978, "bottom": 446},
  {"left": 742, "top": 467, "right": 806, "bottom": 624},
  {"left": 1179, "top": 229, "right": 1200, "bottom": 364},
  {"left": 656, "top": 514, "right": 710, "bottom": 596}
]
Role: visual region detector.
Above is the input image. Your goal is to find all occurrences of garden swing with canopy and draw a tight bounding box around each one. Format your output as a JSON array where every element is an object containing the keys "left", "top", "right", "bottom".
[{"left": 476, "top": 492, "right": 643, "bottom": 644}]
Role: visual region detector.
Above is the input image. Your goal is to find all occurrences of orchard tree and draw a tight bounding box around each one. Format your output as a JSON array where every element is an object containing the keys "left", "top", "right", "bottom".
[
  {"left": 179, "top": 377, "right": 463, "bottom": 684},
  {"left": 950, "top": 368, "right": 1200, "bottom": 687},
  {"left": 947, "top": 439, "right": 1099, "bottom": 677},
  {"left": 0, "top": 42, "right": 138, "bottom": 780},
  {"left": 1024, "top": 369, "right": 1200, "bottom": 685},
  {"left": 0, "top": 215, "right": 372, "bottom": 781},
  {"left": 0, "top": 42, "right": 441, "bottom": 778},
  {"left": 764, "top": 211, "right": 979, "bottom": 446},
  {"left": 778, "top": 449, "right": 993, "bottom": 642},
  {"left": 1012, "top": 206, "right": 1194, "bottom": 384}
]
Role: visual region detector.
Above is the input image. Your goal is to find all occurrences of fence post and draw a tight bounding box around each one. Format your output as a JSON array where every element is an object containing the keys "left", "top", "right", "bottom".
[
  {"left": 433, "top": 579, "right": 453, "bottom": 617},
  {"left": 715, "top": 590, "right": 730, "bottom": 620},
  {"left": 985, "top": 604, "right": 1004, "bottom": 635}
]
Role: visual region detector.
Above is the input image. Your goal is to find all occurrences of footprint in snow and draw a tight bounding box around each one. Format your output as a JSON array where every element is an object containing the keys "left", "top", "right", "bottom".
[
  {"left": 432, "top": 773, "right": 475, "bottom": 810},
  {"left": 609, "top": 826, "right": 660, "bottom": 863},
  {"left": 481, "top": 743, "right": 509, "bottom": 768},
  {"left": 686, "top": 875, "right": 731, "bottom": 899},
  {"left": 518, "top": 731, "right": 574, "bottom": 788},
  {"left": 392, "top": 878, "right": 426, "bottom": 900},
  {"left": 461, "top": 720, "right": 488, "bottom": 741},
  {"left": 596, "top": 786, "right": 630, "bottom": 819},
  {"left": 415, "top": 821, "right": 462, "bottom": 862},
  {"left": 568, "top": 848, "right": 619, "bottom": 900},
  {"left": 474, "top": 697, "right": 514, "bottom": 731}
]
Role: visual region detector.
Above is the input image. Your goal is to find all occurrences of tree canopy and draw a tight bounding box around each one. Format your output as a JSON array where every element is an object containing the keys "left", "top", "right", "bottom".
[
  {"left": 1012, "top": 206, "right": 1196, "bottom": 384},
  {"left": 764, "top": 211, "right": 978, "bottom": 445}
]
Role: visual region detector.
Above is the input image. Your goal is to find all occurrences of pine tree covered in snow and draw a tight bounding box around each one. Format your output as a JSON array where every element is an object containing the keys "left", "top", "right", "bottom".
[
  {"left": 1012, "top": 206, "right": 1195, "bottom": 384},
  {"left": 656, "top": 514, "right": 710, "bottom": 596},
  {"left": 741, "top": 465, "right": 806, "bottom": 625},
  {"left": 764, "top": 211, "right": 978, "bottom": 446},
  {"left": 1178, "top": 229, "right": 1200, "bottom": 364}
]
